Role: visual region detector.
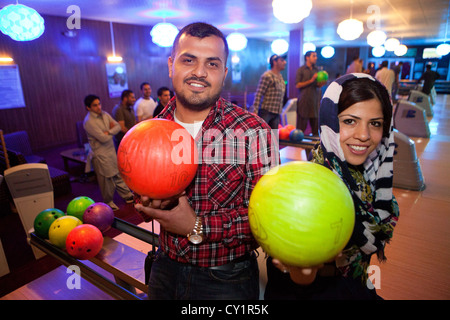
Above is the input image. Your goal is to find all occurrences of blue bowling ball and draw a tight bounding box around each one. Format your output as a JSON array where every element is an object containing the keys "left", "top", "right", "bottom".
[{"left": 289, "top": 129, "right": 304, "bottom": 142}]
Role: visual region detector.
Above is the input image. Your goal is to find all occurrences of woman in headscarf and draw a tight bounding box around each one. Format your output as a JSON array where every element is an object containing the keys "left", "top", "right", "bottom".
[{"left": 264, "top": 73, "right": 400, "bottom": 300}]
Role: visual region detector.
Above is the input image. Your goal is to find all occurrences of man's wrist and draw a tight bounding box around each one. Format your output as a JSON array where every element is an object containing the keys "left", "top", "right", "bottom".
[{"left": 187, "top": 216, "right": 203, "bottom": 244}]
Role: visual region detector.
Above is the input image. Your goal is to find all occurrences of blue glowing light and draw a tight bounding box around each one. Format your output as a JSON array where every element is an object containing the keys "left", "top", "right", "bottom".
[
  {"left": 0, "top": 4, "right": 45, "bottom": 41},
  {"left": 140, "top": 8, "right": 188, "bottom": 19}
]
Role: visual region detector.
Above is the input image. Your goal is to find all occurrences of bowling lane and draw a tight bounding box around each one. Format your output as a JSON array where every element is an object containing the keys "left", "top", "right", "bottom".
[
  {"left": 375, "top": 93, "right": 450, "bottom": 299},
  {"left": 279, "top": 146, "right": 309, "bottom": 163}
]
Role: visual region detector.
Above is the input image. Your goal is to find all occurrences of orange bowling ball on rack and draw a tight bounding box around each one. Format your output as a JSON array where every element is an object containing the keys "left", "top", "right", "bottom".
[{"left": 66, "top": 224, "right": 103, "bottom": 260}]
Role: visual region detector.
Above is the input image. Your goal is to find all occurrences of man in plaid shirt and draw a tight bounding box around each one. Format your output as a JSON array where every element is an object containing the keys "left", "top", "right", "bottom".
[
  {"left": 135, "top": 22, "right": 278, "bottom": 300},
  {"left": 251, "top": 54, "right": 287, "bottom": 129}
]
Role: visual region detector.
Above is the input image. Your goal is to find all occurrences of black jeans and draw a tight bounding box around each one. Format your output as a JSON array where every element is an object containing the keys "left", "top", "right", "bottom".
[
  {"left": 259, "top": 109, "right": 280, "bottom": 130},
  {"left": 264, "top": 257, "right": 382, "bottom": 300},
  {"left": 148, "top": 250, "right": 260, "bottom": 300}
]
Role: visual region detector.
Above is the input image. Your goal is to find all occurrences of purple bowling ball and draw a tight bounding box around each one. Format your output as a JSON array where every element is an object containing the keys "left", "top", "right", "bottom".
[{"left": 83, "top": 202, "right": 115, "bottom": 233}]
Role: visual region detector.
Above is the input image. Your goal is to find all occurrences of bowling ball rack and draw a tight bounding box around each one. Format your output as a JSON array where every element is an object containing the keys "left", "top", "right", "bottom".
[
  {"left": 29, "top": 217, "right": 159, "bottom": 300},
  {"left": 279, "top": 135, "right": 320, "bottom": 154}
]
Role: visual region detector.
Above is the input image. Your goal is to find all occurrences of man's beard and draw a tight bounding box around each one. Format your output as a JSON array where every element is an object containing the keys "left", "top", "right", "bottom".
[{"left": 175, "top": 77, "right": 222, "bottom": 111}]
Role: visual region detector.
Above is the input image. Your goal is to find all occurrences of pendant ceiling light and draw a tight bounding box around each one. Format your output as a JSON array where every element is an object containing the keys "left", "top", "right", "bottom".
[
  {"left": 0, "top": 3, "right": 45, "bottom": 41},
  {"left": 150, "top": 22, "right": 179, "bottom": 47},
  {"left": 384, "top": 37, "right": 400, "bottom": 51},
  {"left": 231, "top": 54, "right": 240, "bottom": 64},
  {"left": 272, "top": 0, "right": 312, "bottom": 24},
  {"left": 436, "top": 5, "right": 450, "bottom": 56},
  {"left": 303, "top": 42, "right": 316, "bottom": 53},
  {"left": 337, "top": 19, "right": 363, "bottom": 41},
  {"left": 321, "top": 46, "right": 335, "bottom": 58},
  {"left": 271, "top": 39, "right": 289, "bottom": 55},
  {"left": 372, "top": 45, "right": 386, "bottom": 57},
  {"left": 436, "top": 43, "right": 450, "bottom": 56},
  {"left": 394, "top": 44, "right": 408, "bottom": 56},
  {"left": 367, "top": 30, "right": 387, "bottom": 47},
  {"left": 337, "top": 0, "right": 363, "bottom": 41},
  {"left": 226, "top": 32, "right": 248, "bottom": 51}
]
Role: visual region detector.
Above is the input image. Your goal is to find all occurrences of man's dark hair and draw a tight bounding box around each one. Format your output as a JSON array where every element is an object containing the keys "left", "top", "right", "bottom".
[
  {"left": 157, "top": 86, "right": 171, "bottom": 96},
  {"left": 140, "top": 82, "right": 150, "bottom": 90},
  {"left": 171, "top": 22, "right": 229, "bottom": 63},
  {"left": 304, "top": 50, "right": 315, "bottom": 61},
  {"left": 121, "top": 89, "right": 134, "bottom": 101},
  {"left": 84, "top": 94, "right": 100, "bottom": 108}
]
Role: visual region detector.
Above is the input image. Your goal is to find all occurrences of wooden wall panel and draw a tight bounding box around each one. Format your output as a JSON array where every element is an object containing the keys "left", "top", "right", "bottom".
[
  {"left": 0, "top": 15, "right": 173, "bottom": 151},
  {"left": 0, "top": 14, "right": 274, "bottom": 151}
]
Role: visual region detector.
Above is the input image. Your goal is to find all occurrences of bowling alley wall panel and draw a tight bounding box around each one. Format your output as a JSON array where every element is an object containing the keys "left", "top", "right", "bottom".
[
  {"left": 0, "top": 14, "right": 276, "bottom": 151},
  {"left": 0, "top": 15, "right": 168, "bottom": 150}
]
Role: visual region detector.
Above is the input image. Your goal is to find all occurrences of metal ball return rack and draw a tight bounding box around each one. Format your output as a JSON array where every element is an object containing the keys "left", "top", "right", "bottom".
[{"left": 29, "top": 217, "right": 159, "bottom": 300}]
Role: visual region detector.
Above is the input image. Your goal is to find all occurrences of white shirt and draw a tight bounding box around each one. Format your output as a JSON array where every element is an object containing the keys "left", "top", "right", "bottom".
[
  {"left": 174, "top": 113, "right": 204, "bottom": 139},
  {"left": 134, "top": 97, "right": 157, "bottom": 121},
  {"left": 375, "top": 67, "right": 395, "bottom": 96}
]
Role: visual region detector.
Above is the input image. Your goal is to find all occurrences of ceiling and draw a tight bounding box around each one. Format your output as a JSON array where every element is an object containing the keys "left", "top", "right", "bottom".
[{"left": 1, "top": 0, "right": 450, "bottom": 47}]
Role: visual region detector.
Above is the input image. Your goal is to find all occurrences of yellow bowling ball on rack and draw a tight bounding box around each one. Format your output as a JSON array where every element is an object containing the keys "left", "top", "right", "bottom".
[{"left": 48, "top": 215, "right": 82, "bottom": 249}]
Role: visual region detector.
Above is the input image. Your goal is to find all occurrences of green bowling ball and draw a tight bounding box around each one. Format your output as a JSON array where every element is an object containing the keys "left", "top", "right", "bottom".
[
  {"left": 66, "top": 196, "right": 95, "bottom": 221},
  {"left": 34, "top": 208, "right": 66, "bottom": 239},
  {"left": 316, "top": 70, "right": 328, "bottom": 82}
]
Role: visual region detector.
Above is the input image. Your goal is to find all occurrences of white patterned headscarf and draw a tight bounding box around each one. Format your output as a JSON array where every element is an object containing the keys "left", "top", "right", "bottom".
[{"left": 312, "top": 73, "right": 399, "bottom": 279}]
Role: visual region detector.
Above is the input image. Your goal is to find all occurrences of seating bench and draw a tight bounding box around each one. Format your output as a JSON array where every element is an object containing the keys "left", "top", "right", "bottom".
[
  {"left": 0, "top": 148, "right": 71, "bottom": 200},
  {"left": 3, "top": 131, "right": 46, "bottom": 164}
]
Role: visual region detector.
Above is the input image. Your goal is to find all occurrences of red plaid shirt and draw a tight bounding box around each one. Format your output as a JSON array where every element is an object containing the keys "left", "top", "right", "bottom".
[{"left": 157, "top": 97, "right": 279, "bottom": 267}]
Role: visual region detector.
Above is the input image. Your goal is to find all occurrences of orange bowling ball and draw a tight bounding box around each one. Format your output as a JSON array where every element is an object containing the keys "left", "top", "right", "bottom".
[
  {"left": 117, "top": 119, "right": 198, "bottom": 199},
  {"left": 279, "top": 127, "right": 291, "bottom": 140},
  {"left": 285, "top": 124, "right": 295, "bottom": 132},
  {"left": 66, "top": 224, "right": 104, "bottom": 260}
]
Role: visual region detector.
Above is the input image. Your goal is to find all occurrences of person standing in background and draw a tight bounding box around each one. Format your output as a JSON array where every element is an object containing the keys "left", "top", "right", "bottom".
[
  {"left": 134, "top": 82, "right": 157, "bottom": 122},
  {"left": 112, "top": 89, "right": 136, "bottom": 149},
  {"left": 391, "top": 62, "right": 403, "bottom": 102},
  {"left": 346, "top": 57, "right": 363, "bottom": 74},
  {"left": 418, "top": 64, "right": 440, "bottom": 95},
  {"left": 295, "top": 51, "right": 326, "bottom": 135},
  {"left": 375, "top": 61, "right": 395, "bottom": 98},
  {"left": 153, "top": 86, "right": 172, "bottom": 118},
  {"left": 251, "top": 54, "right": 287, "bottom": 129},
  {"left": 83, "top": 95, "right": 134, "bottom": 211}
]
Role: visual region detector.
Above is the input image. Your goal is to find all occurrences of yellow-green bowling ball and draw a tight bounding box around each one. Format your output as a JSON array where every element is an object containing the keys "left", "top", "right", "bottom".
[
  {"left": 249, "top": 161, "right": 355, "bottom": 268},
  {"left": 48, "top": 216, "right": 82, "bottom": 249}
]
